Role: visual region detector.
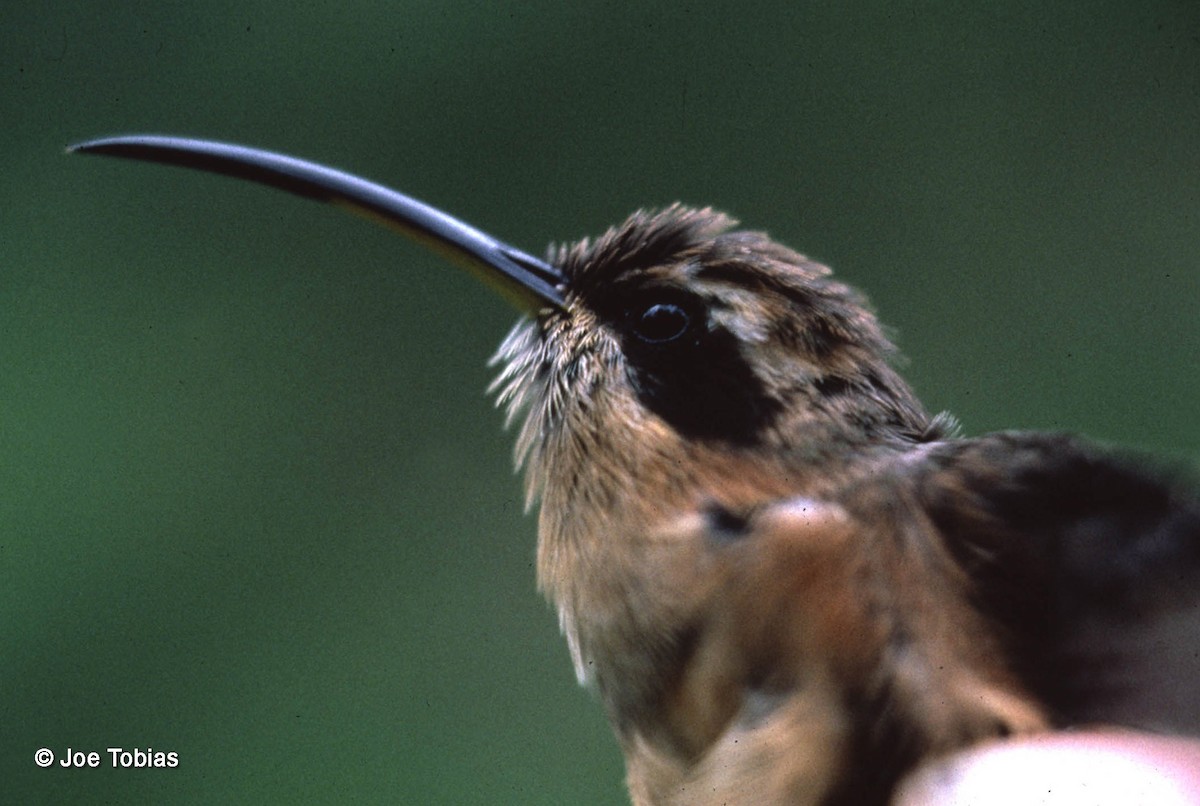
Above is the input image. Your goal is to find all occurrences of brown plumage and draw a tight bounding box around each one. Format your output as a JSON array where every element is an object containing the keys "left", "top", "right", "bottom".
[
  {"left": 72, "top": 138, "right": 1200, "bottom": 805},
  {"left": 491, "top": 206, "right": 1200, "bottom": 803}
]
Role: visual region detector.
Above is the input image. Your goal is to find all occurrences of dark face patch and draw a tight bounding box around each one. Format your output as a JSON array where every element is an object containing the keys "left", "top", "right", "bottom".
[{"left": 608, "top": 290, "right": 783, "bottom": 445}]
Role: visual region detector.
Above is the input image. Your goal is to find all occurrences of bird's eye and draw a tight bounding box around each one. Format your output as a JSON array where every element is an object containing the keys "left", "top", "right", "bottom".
[{"left": 633, "top": 302, "right": 691, "bottom": 343}]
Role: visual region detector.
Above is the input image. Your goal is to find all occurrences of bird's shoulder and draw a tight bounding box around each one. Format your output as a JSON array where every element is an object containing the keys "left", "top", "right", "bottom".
[
  {"left": 637, "top": 432, "right": 1200, "bottom": 803},
  {"left": 709, "top": 430, "right": 1200, "bottom": 734}
]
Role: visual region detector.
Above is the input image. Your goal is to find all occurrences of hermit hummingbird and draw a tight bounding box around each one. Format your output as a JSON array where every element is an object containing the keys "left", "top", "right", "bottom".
[{"left": 71, "top": 135, "right": 1200, "bottom": 805}]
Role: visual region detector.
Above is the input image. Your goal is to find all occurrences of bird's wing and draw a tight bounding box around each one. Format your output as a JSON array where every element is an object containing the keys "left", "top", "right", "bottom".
[
  {"left": 906, "top": 431, "right": 1200, "bottom": 735},
  {"left": 634, "top": 485, "right": 1048, "bottom": 805},
  {"left": 622, "top": 433, "right": 1200, "bottom": 805}
]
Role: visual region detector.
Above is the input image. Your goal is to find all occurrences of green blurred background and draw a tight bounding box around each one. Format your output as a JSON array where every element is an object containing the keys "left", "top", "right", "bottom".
[{"left": 4, "top": 2, "right": 1198, "bottom": 803}]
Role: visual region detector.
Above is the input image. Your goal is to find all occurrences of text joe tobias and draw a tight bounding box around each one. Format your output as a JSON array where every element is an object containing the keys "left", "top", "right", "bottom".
[{"left": 36, "top": 747, "right": 178, "bottom": 768}]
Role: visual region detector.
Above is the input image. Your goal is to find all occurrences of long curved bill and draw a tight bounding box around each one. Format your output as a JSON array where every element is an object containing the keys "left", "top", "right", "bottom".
[{"left": 68, "top": 135, "right": 564, "bottom": 311}]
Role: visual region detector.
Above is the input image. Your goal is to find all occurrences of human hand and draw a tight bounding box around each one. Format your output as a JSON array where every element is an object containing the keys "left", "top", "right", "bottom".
[{"left": 895, "top": 731, "right": 1200, "bottom": 805}]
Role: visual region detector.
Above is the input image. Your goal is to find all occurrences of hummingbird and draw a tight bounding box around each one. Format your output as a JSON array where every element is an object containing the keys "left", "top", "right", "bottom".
[{"left": 71, "top": 135, "right": 1200, "bottom": 805}]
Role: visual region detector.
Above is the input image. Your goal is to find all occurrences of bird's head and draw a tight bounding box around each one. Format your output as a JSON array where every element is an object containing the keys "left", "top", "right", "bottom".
[{"left": 492, "top": 204, "right": 935, "bottom": 511}]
